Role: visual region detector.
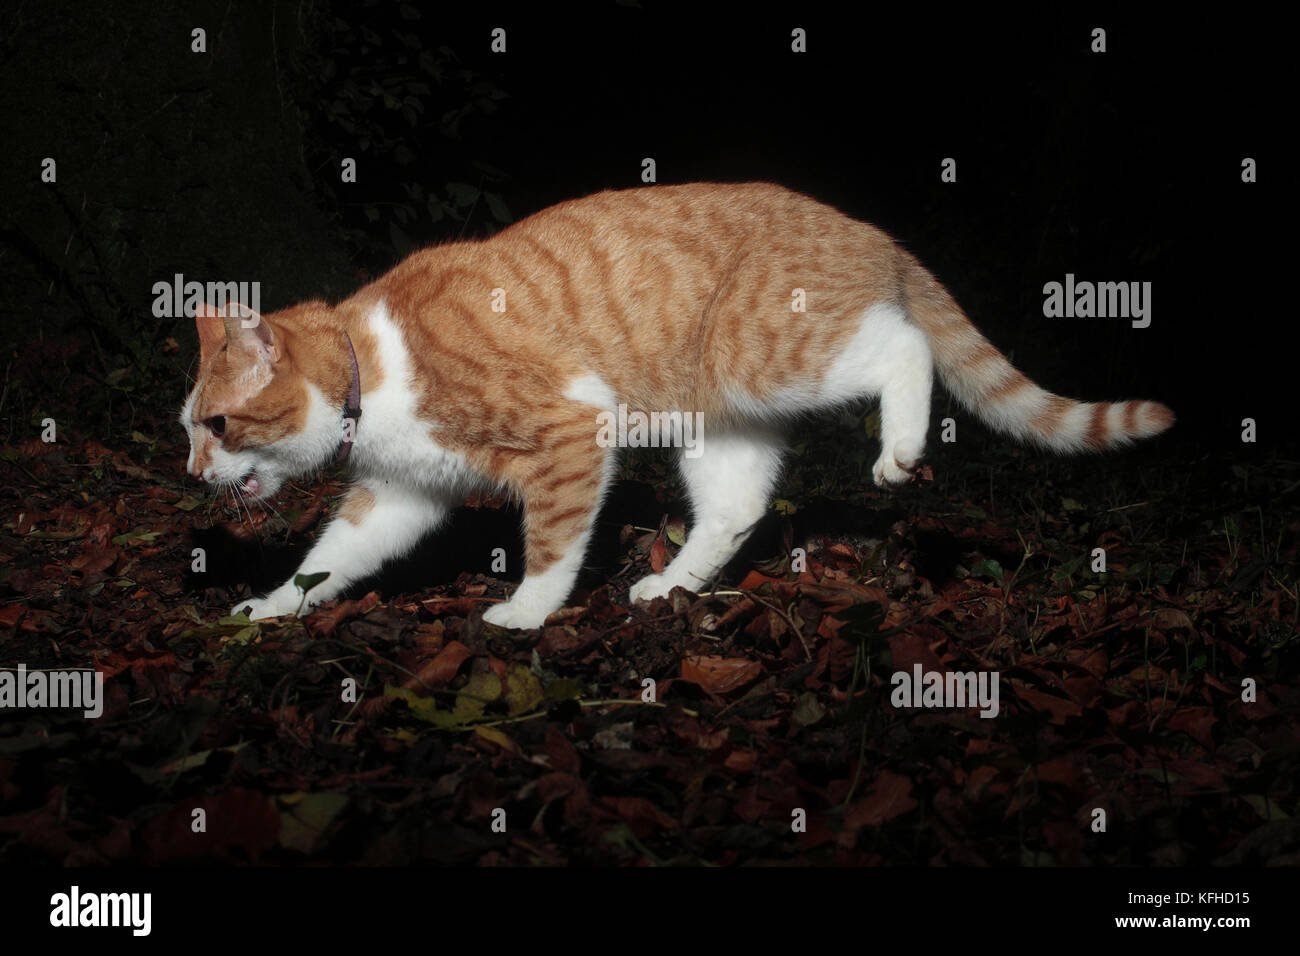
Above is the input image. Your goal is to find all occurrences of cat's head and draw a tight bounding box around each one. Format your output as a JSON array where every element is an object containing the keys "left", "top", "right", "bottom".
[{"left": 179, "top": 301, "right": 345, "bottom": 501}]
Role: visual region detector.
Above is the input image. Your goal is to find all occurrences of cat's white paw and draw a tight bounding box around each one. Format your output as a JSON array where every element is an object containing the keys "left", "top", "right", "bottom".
[
  {"left": 629, "top": 573, "right": 676, "bottom": 603},
  {"left": 482, "top": 600, "right": 549, "bottom": 630},
  {"left": 232, "top": 592, "right": 302, "bottom": 621},
  {"left": 872, "top": 453, "right": 916, "bottom": 488}
]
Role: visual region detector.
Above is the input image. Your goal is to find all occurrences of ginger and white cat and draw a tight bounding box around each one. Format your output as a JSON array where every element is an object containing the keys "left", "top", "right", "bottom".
[{"left": 180, "top": 182, "right": 1173, "bottom": 628}]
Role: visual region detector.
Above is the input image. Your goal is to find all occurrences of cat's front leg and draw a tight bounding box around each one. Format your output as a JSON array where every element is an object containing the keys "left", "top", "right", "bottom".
[
  {"left": 482, "top": 420, "right": 613, "bottom": 630},
  {"left": 233, "top": 481, "right": 449, "bottom": 620},
  {"left": 482, "top": 483, "right": 604, "bottom": 629}
]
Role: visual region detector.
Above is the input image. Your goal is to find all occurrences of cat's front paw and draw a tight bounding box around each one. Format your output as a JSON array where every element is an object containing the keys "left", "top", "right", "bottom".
[
  {"left": 629, "top": 573, "right": 676, "bottom": 604},
  {"left": 232, "top": 592, "right": 301, "bottom": 621},
  {"left": 872, "top": 453, "right": 917, "bottom": 488},
  {"left": 482, "top": 600, "right": 549, "bottom": 630}
]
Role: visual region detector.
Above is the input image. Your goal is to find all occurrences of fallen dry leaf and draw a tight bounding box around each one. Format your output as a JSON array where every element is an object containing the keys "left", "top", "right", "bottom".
[{"left": 681, "top": 655, "right": 762, "bottom": 694}]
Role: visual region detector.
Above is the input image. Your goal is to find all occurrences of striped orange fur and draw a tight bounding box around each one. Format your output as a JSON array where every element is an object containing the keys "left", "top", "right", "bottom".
[{"left": 181, "top": 182, "right": 1174, "bottom": 628}]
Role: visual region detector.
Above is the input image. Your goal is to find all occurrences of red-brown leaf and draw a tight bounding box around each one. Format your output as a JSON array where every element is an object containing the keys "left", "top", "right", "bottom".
[
  {"left": 307, "top": 590, "right": 381, "bottom": 638},
  {"left": 649, "top": 534, "right": 668, "bottom": 574},
  {"left": 844, "top": 771, "right": 917, "bottom": 830},
  {"left": 681, "top": 655, "right": 762, "bottom": 694},
  {"left": 1013, "top": 684, "right": 1082, "bottom": 725},
  {"left": 409, "top": 640, "right": 474, "bottom": 688},
  {"left": 601, "top": 796, "right": 677, "bottom": 836}
]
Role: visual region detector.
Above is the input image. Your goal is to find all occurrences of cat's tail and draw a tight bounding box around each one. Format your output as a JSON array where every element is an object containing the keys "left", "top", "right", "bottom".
[{"left": 900, "top": 253, "right": 1174, "bottom": 452}]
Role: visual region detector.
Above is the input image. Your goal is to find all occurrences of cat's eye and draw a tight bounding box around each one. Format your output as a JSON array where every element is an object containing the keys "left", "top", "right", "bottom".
[{"left": 207, "top": 416, "right": 226, "bottom": 437}]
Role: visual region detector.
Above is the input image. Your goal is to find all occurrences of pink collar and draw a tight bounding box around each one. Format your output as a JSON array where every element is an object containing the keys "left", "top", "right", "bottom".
[{"left": 336, "top": 332, "right": 361, "bottom": 463}]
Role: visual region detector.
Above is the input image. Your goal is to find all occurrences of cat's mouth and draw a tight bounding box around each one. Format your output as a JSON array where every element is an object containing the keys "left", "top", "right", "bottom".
[{"left": 238, "top": 471, "right": 263, "bottom": 497}]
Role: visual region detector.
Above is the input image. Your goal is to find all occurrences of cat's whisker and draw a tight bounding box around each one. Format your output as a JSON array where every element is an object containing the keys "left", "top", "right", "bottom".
[
  {"left": 219, "top": 481, "right": 236, "bottom": 519},
  {"left": 230, "top": 481, "right": 254, "bottom": 527},
  {"left": 256, "top": 493, "right": 285, "bottom": 527}
]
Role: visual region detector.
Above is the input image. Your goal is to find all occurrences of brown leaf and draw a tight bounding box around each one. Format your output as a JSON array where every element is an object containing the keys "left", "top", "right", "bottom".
[
  {"left": 1107, "top": 700, "right": 1142, "bottom": 728},
  {"left": 826, "top": 542, "right": 859, "bottom": 561},
  {"left": 80, "top": 439, "right": 112, "bottom": 462},
  {"left": 1034, "top": 758, "right": 1082, "bottom": 789},
  {"left": 412, "top": 620, "right": 445, "bottom": 653},
  {"left": 1063, "top": 674, "right": 1104, "bottom": 708},
  {"left": 537, "top": 772, "right": 580, "bottom": 804},
  {"left": 291, "top": 485, "right": 328, "bottom": 532},
  {"left": 964, "top": 764, "right": 999, "bottom": 800},
  {"left": 538, "top": 626, "right": 595, "bottom": 655},
  {"left": 724, "top": 749, "right": 757, "bottom": 772},
  {"left": 710, "top": 595, "right": 757, "bottom": 630},
  {"left": 649, "top": 534, "right": 668, "bottom": 574},
  {"left": 1167, "top": 758, "right": 1226, "bottom": 790},
  {"left": 544, "top": 725, "right": 582, "bottom": 773},
  {"left": 307, "top": 590, "right": 381, "bottom": 638},
  {"left": 737, "top": 569, "right": 782, "bottom": 591},
  {"left": 419, "top": 596, "right": 482, "bottom": 616},
  {"left": 70, "top": 544, "right": 120, "bottom": 575},
  {"left": 1203, "top": 672, "right": 1236, "bottom": 695},
  {"left": 1152, "top": 607, "right": 1195, "bottom": 631},
  {"left": 1166, "top": 707, "right": 1218, "bottom": 749},
  {"left": 140, "top": 788, "right": 280, "bottom": 863},
  {"left": 14, "top": 509, "right": 44, "bottom": 535},
  {"left": 1129, "top": 663, "right": 1167, "bottom": 684},
  {"left": 799, "top": 579, "right": 889, "bottom": 611},
  {"left": 601, "top": 796, "right": 677, "bottom": 836},
  {"left": 844, "top": 770, "right": 917, "bottom": 830},
  {"left": 888, "top": 632, "right": 946, "bottom": 675},
  {"left": 681, "top": 655, "right": 762, "bottom": 694},
  {"left": 1078, "top": 647, "right": 1109, "bottom": 678},
  {"left": 543, "top": 604, "right": 588, "bottom": 625},
  {"left": 733, "top": 785, "right": 770, "bottom": 822},
  {"left": 408, "top": 640, "right": 473, "bottom": 688},
  {"left": 1012, "top": 683, "right": 1082, "bottom": 725},
  {"left": 695, "top": 728, "right": 730, "bottom": 750},
  {"left": 108, "top": 451, "right": 154, "bottom": 480}
]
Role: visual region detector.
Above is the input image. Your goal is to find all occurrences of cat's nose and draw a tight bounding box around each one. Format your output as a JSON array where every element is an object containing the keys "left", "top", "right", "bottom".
[{"left": 189, "top": 466, "right": 205, "bottom": 482}]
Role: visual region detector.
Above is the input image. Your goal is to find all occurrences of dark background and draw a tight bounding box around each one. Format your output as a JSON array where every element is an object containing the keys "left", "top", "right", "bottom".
[
  {"left": 0, "top": 1, "right": 1295, "bottom": 880},
  {"left": 0, "top": 1, "right": 1286, "bottom": 456}
]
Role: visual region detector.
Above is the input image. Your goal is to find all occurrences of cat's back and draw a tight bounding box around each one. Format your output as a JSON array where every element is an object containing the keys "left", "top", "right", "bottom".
[
  {"left": 485, "top": 180, "right": 889, "bottom": 337},
  {"left": 502, "top": 181, "right": 853, "bottom": 253},
  {"left": 355, "top": 183, "right": 896, "bottom": 414}
]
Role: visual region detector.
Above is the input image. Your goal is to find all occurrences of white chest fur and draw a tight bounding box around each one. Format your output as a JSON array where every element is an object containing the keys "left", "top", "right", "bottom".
[{"left": 350, "top": 301, "right": 486, "bottom": 495}]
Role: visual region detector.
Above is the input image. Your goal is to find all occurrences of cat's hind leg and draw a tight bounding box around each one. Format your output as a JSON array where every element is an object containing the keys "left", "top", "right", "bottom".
[
  {"left": 819, "top": 303, "right": 933, "bottom": 486},
  {"left": 842, "top": 305, "right": 933, "bottom": 487},
  {"left": 872, "top": 329, "right": 932, "bottom": 487},
  {"left": 630, "top": 428, "right": 784, "bottom": 602}
]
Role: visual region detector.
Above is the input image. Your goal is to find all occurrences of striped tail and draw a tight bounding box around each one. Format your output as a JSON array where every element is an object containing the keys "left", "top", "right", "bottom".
[{"left": 901, "top": 253, "right": 1174, "bottom": 452}]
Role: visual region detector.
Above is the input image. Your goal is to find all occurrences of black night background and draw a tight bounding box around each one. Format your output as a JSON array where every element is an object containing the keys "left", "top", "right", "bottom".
[{"left": 0, "top": 0, "right": 1293, "bottom": 932}]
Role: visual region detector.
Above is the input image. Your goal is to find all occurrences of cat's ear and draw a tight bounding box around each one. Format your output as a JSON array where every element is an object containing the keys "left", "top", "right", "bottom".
[
  {"left": 194, "top": 301, "right": 280, "bottom": 372},
  {"left": 194, "top": 301, "right": 226, "bottom": 363},
  {"left": 220, "top": 304, "right": 280, "bottom": 366}
]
